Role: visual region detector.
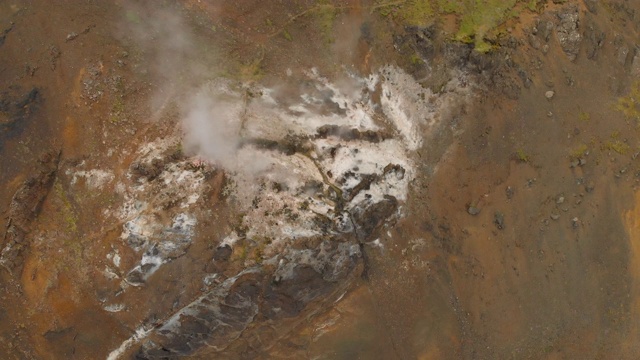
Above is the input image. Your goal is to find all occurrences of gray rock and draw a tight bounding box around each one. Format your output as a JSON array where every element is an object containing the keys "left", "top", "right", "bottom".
[
  {"left": 617, "top": 46, "right": 630, "bottom": 65},
  {"left": 583, "top": 19, "right": 605, "bottom": 59},
  {"left": 528, "top": 33, "right": 541, "bottom": 49},
  {"left": 631, "top": 48, "right": 640, "bottom": 76},
  {"left": 65, "top": 32, "right": 78, "bottom": 42},
  {"left": 555, "top": 6, "right": 582, "bottom": 61},
  {"left": 585, "top": 181, "right": 595, "bottom": 193},
  {"left": 494, "top": 212, "right": 505, "bottom": 230},
  {"left": 545, "top": 90, "right": 555, "bottom": 99},
  {"left": 506, "top": 186, "right": 514, "bottom": 200},
  {"left": 583, "top": 0, "right": 598, "bottom": 14},
  {"left": 467, "top": 205, "right": 481, "bottom": 216},
  {"left": 540, "top": 20, "right": 555, "bottom": 42},
  {"left": 550, "top": 213, "right": 561, "bottom": 220}
]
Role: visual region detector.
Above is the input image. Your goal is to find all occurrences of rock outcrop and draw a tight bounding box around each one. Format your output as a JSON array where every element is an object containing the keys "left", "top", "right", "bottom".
[{"left": 1, "top": 150, "right": 60, "bottom": 273}]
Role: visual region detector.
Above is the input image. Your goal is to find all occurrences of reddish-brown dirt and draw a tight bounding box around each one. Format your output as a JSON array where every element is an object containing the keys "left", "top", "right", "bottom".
[{"left": 2, "top": 1, "right": 640, "bottom": 359}]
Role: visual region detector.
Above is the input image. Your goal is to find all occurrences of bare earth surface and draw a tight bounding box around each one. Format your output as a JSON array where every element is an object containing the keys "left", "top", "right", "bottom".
[{"left": 2, "top": 0, "right": 640, "bottom": 359}]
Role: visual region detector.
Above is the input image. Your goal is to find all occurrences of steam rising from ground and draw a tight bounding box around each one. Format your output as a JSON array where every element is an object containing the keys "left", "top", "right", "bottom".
[
  {"left": 105, "top": 63, "right": 472, "bottom": 359},
  {"left": 106, "top": 3, "right": 474, "bottom": 358},
  {"left": 182, "top": 85, "right": 244, "bottom": 169},
  {"left": 117, "top": 1, "right": 207, "bottom": 114}
]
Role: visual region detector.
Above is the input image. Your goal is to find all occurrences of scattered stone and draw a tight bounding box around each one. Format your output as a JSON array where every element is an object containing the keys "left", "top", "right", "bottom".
[
  {"left": 467, "top": 205, "right": 481, "bottom": 216},
  {"left": 550, "top": 213, "right": 561, "bottom": 220},
  {"left": 542, "top": 44, "right": 550, "bottom": 54},
  {"left": 528, "top": 33, "right": 541, "bottom": 49},
  {"left": 556, "top": 196, "right": 565, "bottom": 204},
  {"left": 494, "top": 212, "right": 505, "bottom": 230},
  {"left": 506, "top": 186, "right": 514, "bottom": 200},
  {"left": 545, "top": 90, "right": 555, "bottom": 99},
  {"left": 585, "top": 182, "right": 595, "bottom": 193},
  {"left": 579, "top": 158, "right": 587, "bottom": 166},
  {"left": 48, "top": 45, "right": 61, "bottom": 70},
  {"left": 570, "top": 159, "right": 580, "bottom": 168},
  {"left": 571, "top": 217, "right": 580, "bottom": 229},
  {"left": 65, "top": 32, "right": 79, "bottom": 42}
]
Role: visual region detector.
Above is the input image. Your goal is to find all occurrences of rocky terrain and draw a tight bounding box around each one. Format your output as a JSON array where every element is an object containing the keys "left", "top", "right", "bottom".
[{"left": 1, "top": 0, "right": 640, "bottom": 359}]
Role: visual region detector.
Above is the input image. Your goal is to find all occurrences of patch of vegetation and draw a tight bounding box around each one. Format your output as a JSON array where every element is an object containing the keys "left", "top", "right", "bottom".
[
  {"left": 238, "top": 51, "right": 265, "bottom": 81},
  {"left": 602, "top": 131, "right": 630, "bottom": 154},
  {"left": 569, "top": 144, "right": 588, "bottom": 160},
  {"left": 450, "top": 0, "right": 521, "bottom": 53},
  {"left": 578, "top": 110, "right": 590, "bottom": 122},
  {"left": 282, "top": 29, "right": 293, "bottom": 41},
  {"left": 125, "top": 10, "right": 141, "bottom": 24},
  {"left": 515, "top": 148, "right": 529, "bottom": 162},
  {"left": 53, "top": 180, "right": 85, "bottom": 264},
  {"left": 236, "top": 243, "right": 248, "bottom": 262},
  {"left": 54, "top": 180, "right": 78, "bottom": 234},
  {"left": 604, "top": 140, "right": 630, "bottom": 155},
  {"left": 252, "top": 236, "right": 273, "bottom": 264},
  {"left": 375, "top": 0, "right": 537, "bottom": 52},
  {"left": 410, "top": 53, "right": 423, "bottom": 64},
  {"left": 616, "top": 81, "right": 640, "bottom": 123},
  {"left": 374, "top": 0, "right": 435, "bottom": 26},
  {"left": 315, "top": 1, "right": 338, "bottom": 44},
  {"left": 526, "top": 0, "right": 543, "bottom": 11},
  {"left": 109, "top": 96, "right": 125, "bottom": 124},
  {"left": 232, "top": 213, "right": 249, "bottom": 238},
  {"left": 109, "top": 76, "right": 126, "bottom": 124},
  {"left": 401, "top": 0, "right": 436, "bottom": 27}
]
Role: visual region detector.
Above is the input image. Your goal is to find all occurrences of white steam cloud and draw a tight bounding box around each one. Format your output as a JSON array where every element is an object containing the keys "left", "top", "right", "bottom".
[{"left": 181, "top": 85, "right": 243, "bottom": 168}]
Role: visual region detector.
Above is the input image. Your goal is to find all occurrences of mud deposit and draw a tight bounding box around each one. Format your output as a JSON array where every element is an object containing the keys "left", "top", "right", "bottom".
[{"left": 2, "top": 0, "right": 640, "bottom": 359}]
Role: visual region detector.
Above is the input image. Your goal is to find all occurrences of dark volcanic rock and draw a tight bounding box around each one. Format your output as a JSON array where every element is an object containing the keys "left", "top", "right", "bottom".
[
  {"left": 136, "top": 240, "right": 361, "bottom": 358},
  {"left": 494, "top": 212, "right": 505, "bottom": 230},
  {"left": 315, "top": 125, "right": 391, "bottom": 143},
  {"left": 351, "top": 196, "right": 399, "bottom": 241},
  {"left": 583, "top": 18, "right": 605, "bottom": 60},
  {"left": 0, "top": 88, "right": 40, "bottom": 149},
  {"left": 213, "top": 244, "right": 232, "bottom": 262},
  {"left": 0, "top": 23, "right": 12, "bottom": 47},
  {"left": 0, "top": 150, "right": 60, "bottom": 273}
]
